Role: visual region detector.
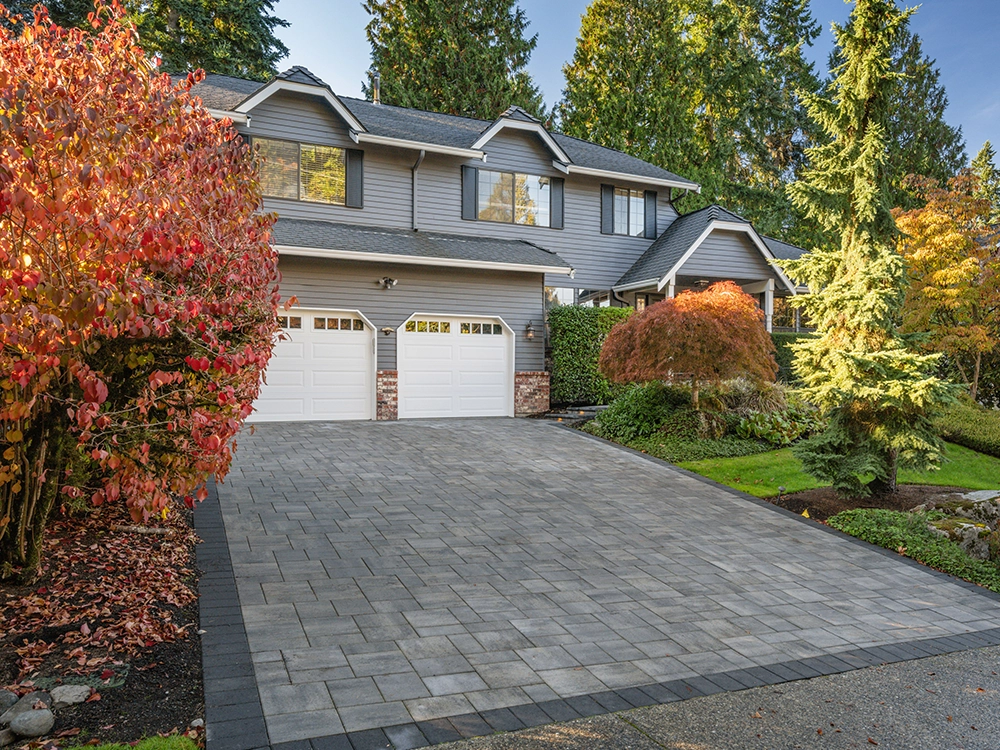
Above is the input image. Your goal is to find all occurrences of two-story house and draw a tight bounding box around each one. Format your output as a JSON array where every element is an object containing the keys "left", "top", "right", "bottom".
[{"left": 191, "top": 67, "right": 803, "bottom": 422}]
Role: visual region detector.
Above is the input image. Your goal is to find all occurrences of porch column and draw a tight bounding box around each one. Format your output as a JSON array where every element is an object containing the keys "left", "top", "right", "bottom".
[
  {"left": 665, "top": 276, "right": 676, "bottom": 299},
  {"left": 764, "top": 279, "right": 774, "bottom": 332}
]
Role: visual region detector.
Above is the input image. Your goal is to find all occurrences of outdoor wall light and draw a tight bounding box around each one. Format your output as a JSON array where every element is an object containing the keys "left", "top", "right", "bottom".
[
  {"left": 380, "top": 327, "right": 394, "bottom": 336},
  {"left": 378, "top": 277, "right": 397, "bottom": 289},
  {"left": 525, "top": 321, "right": 535, "bottom": 340}
]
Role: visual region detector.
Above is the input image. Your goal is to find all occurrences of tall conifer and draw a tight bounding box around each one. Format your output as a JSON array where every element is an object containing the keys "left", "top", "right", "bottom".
[{"left": 781, "top": 0, "right": 955, "bottom": 497}]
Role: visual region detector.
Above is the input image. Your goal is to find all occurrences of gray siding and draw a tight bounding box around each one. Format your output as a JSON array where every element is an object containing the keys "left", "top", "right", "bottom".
[
  {"left": 417, "top": 130, "right": 679, "bottom": 290},
  {"left": 677, "top": 230, "right": 774, "bottom": 280},
  {"left": 244, "top": 96, "right": 682, "bottom": 290},
  {"left": 276, "top": 256, "right": 545, "bottom": 371},
  {"left": 241, "top": 91, "right": 415, "bottom": 228}
]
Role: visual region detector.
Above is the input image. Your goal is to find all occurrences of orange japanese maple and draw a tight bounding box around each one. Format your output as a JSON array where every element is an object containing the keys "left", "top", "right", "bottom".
[
  {"left": 0, "top": 5, "right": 279, "bottom": 579},
  {"left": 598, "top": 281, "right": 777, "bottom": 408}
]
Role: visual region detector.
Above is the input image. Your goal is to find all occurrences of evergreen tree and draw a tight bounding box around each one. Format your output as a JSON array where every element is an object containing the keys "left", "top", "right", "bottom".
[
  {"left": 971, "top": 142, "right": 1000, "bottom": 222},
  {"left": 363, "top": 0, "right": 544, "bottom": 121},
  {"left": 0, "top": 0, "right": 32, "bottom": 30},
  {"left": 781, "top": 0, "right": 955, "bottom": 497},
  {"left": 559, "top": 0, "right": 822, "bottom": 243},
  {"left": 47, "top": 0, "right": 289, "bottom": 81},
  {"left": 828, "top": 19, "right": 966, "bottom": 209}
]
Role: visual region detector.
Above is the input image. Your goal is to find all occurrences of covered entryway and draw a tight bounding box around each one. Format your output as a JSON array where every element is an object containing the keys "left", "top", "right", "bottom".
[
  {"left": 251, "top": 309, "right": 375, "bottom": 422},
  {"left": 397, "top": 314, "right": 514, "bottom": 418}
]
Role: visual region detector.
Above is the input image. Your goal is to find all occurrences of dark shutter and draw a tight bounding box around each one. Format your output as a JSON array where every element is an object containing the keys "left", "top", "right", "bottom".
[
  {"left": 644, "top": 190, "right": 657, "bottom": 238},
  {"left": 345, "top": 149, "right": 364, "bottom": 208},
  {"left": 550, "top": 177, "right": 564, "bottom": 229},
  {"left": 461, "top": 165, "right": 478, "bottom": 220},
  {"left": 600, "top": 184, "right": 614, "bottom": 234}
]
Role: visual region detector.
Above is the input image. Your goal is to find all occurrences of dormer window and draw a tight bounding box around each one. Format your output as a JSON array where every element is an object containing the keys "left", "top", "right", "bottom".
[{"left": 256, "top": 137, "right": 364, "bottom": 208}]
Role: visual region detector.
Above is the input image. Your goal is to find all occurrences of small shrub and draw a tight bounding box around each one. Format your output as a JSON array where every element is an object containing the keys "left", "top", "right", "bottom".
[
  {"left": 934, "top": 398, "right": 1000, "bottom": 458},
  {"left": 591, "top": 382, "right": 689, "bottom": 442},
  {"left": 549, "top": 306, "right": 633, "bottom": 405},
  {"left": 659, "top": 408, "right": 727, "bottom": 440},
  {"left": 719, "top": 377, "right": 788, "bottom": 415},
  {"left": 737, "top": 405, "right": 823, "bottom": 446},
  {"left": 828, "top": 509, "right": 1000, "bottom": 592}
]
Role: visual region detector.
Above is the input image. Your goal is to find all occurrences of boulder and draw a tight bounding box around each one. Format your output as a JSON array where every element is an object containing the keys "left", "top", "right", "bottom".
[
  {"left": 0, "top": 692, "right": 51, "bottom": 726},
  {"left": 50, "top": 685, "right": 91, "bottom": 709},
  {"left": 0, "top": 693, "right": 16, "bottom": 712},
  {"left": 928, "top": 518, "right": 993, "bottom": 560},
  {"left": 0, "top": 728, "right": 15, "bottom": 748},
  {"left": 9, "top": 708, "right": 54, "bottom": 738}
]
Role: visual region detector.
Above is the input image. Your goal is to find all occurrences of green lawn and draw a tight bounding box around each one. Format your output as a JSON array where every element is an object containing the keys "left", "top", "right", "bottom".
[{"left": 679, "top": 442, "right": 1000, "bottom": 498}]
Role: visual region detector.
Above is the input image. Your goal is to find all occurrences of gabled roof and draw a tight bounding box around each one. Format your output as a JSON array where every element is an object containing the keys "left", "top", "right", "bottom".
[
  {"left": 615, "top": 205, "right": 802, "bottom": 293},
  {"left": 471, "top": 109, "right": 572, "bottom": 163},
  {"left": 272, "top": 218, "right": 574, "bottom": 275},
  {"left": 190, "top": 72, "right": 700, "bottom": 190},
  {"left": 761, "top": 235, "right": 807, "bottom": 261},
  {"left": 227, "top": 67, "right": 366, "bottom": 133}
]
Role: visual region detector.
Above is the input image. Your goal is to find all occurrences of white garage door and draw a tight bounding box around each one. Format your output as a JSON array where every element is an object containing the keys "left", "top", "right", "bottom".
[
  {"left": 398, "top": 315, "right": 513, "bottom": 419},
  {"left": 251, "top": 310, "right": 374, "bottom": 422}
]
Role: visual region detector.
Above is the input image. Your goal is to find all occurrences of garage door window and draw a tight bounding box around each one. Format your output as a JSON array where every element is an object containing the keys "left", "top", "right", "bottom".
[
  {"left": 277, "top": 315, "right": 302, "bottom": 329},
  {"left": 314, "top": 316, "right": 364, "bottom": 331},
  {"left": 460, "top": 322, "right": 503, "bottom": 335},
  {"left": 405, "top": 320, "right": 452, "bottom": 333}
]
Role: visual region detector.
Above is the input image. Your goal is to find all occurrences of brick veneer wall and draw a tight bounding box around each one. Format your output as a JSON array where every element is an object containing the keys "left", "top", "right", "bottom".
[
  {"left": 515, "top": 371, "right": 550, "bottom": 416},
  {"left": 376, "top": 370, "right": 398, "bottom": 420}
]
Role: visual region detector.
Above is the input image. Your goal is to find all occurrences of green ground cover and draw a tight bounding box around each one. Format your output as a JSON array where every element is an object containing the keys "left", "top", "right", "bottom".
[{"left": 679, "top": 442, "right": 1000, "bottom": 498}]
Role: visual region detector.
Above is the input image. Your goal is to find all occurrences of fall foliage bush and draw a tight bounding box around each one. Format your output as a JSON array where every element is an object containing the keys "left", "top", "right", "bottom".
[{"left": 0, "top": 7, "right": 279, "bottom": 579}]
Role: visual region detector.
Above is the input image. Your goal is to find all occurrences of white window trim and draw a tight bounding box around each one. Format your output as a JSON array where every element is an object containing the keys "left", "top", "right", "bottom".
[{"left": 256, "top": 137, "right": 348, "bottom": 206}]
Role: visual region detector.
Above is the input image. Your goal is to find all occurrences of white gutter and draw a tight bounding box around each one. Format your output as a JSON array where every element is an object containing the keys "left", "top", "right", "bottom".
[
  {"left": 207, "top": 109, "right": 249, "bottom": 125},
  {"left": 276, "top": 244, "right": 574, "bottom": 276},
  {"left": 351, "top": 132, "right": 486, "bottom": 160},
  {"left": 612, "top": 279, "right": 659, "bottom": 293},
  {"left": 553, "top": 162, "right": 700, "bottom": 192}
]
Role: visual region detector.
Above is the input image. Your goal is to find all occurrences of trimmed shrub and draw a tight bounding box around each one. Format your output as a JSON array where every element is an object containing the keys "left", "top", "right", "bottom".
[
  {"left": 718, "top": 377, "right": 788, "bottom": 415},
  {"left": 630, "top": 434, "right": 772, "bottom": 463},
  {"left": 771, "top": 332, "right": 813, "bottom": 385},
  {"left": 828, "top": 509, "right": 1000, "bottom": 593},
  {"left": 934, "top": 398, "right": 1000, "bottom": 458},
  {"left": 549, "top": 306, "right": 632, "bottom": 404},
  {"left": 590, "top": 382, "right": 689, "bottom": 442},
  {"left": 659, "top": 408, "right": 727, "bottom": 440}
]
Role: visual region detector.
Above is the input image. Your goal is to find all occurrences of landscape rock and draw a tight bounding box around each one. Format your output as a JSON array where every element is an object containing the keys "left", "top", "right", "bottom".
[
  {"left": 50, "top": 685, "right": 92, "bottom": 709},
  {"left": 0, "top": 728, "right": 15, "bottom": 748},
  {"left": 190, "top": 718, "right": 205, "bottom": 728},
  {"left": 9, "top": 708, "right": 54, "bottom": 738},
  {"left": 928, "top": 518, "right": 993, "bottom": 560},
  {"left": 914, "top": 495, "right": 1000, "bottom": 527},
  {"left": 0, "top": 692, "right": 51, "bottom": 726},
  {"left": 0, "top": 693, "right": 15, "bottom": 712}
]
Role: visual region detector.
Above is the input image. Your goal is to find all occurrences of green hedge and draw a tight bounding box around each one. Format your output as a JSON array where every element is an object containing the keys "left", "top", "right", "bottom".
[
  {"left": 771, "top": 332, "right": 813, "bottom": 385},
  {"left": 549, "top": 305, "right": 632, "bottom": 405},
  {"left": 828, "top": 509, "right": 1000, "bottom": 592},
  {"left": 934, "top": 398, "right": 1000, "bottom": 458}
]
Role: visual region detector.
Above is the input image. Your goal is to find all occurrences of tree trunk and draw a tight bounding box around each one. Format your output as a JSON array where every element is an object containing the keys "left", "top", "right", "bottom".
[
  {"left": 867, "top": 448, "right": 899, "bottom": 497},
  {"left": 691, "top": 379, "right": 699, "bottom": 411},
  {"left": 0, "top": 415, "right": 69, "bottom": 583},
  {"left": 971, "top": 351, "right": 982, "bottom": 403}
]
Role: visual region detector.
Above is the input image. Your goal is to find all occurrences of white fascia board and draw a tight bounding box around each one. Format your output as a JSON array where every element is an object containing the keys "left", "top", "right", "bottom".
[
  {"left": 206, "top": 109, "right": 249, "bottom": 124},
  {"left": 350, "top": 132, "right": 485, "bottom": 160},
  {"left": 655, "top": 220, "right": 798, "bottom": 295},
  {"left": 562, "top": 163, "right": 701, "bottom": 192},
  {"left": 275, "top": 244, "right": 574, "bottom": 276},
  {"left": 472, "top": 119, "right": 572, "bottom": 163},
  {"left": 235, "top": 80, "right": 366, "bottom": 132}
]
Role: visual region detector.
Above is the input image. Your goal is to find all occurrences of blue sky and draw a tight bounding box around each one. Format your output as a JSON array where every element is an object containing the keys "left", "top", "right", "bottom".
[{"left": 276, "top": 1, "right": 998, "bottom": 161}]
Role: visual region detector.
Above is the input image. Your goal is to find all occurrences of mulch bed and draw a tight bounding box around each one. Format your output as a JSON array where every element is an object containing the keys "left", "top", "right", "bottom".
[
  {"left": 0, "top": 502, "right": 205, "bottom": 747},
  {"left": 770, "top": 484, "right": 971, "bottom": 521}
]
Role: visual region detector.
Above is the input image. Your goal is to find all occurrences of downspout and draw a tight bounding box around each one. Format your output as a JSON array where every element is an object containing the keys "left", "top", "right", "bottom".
[
  {"left": 611, "top": 289, "right": 630, "bottom": 308},
  {"left": 411, "top": 149, "right": 426, "bottom": 231}
]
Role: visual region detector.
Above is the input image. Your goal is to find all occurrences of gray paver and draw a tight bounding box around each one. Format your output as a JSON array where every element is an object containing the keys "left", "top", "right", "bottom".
[{"left": 218, "top": 419, "right": 1000, "bottom": 745}]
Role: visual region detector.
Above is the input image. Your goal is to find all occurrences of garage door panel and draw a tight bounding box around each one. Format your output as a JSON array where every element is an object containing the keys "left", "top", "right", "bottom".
[
  {"left": 251, "top": 311, "right": 373, "bottom": 422},
  {"left": 399, "top": 316, "right": 512, "bottom": 419}
]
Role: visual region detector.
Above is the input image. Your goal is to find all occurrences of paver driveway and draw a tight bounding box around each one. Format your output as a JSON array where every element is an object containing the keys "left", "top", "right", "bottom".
[{"left": 207, "top": 419, "right": 1000, "bottom": 748}]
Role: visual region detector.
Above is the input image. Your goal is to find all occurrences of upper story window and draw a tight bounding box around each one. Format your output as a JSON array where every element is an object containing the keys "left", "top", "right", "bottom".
[
  {"left": 256, "top": 137, "right": 364, "bottom": 207},
  {"left": 477, "top": 170, "right": 551, "bottom": 226},
  {"left": 614, "top": 188, "right": 645, "bottom": 237},
  {"left": 601, "top": 184, "right": 656, "bottom": 239},
  {"left": 462, "top": 165, "right": 564, "bottom": 229}
]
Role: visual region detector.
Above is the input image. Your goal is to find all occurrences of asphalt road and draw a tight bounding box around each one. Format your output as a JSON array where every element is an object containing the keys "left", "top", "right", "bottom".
[{"left": 440, "top": 645, "right": 1000, "bottom": 750}]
